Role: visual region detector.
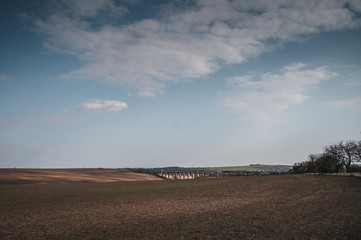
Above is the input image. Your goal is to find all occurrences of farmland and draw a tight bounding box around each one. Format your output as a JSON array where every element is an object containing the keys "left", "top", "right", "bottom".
[
  {"left": 0, "top": 168, "right": 161, "bottom": 184},
  {"left": 1, "top": 173, "right": 361, "bottom": 239},
  {"left": 133, "top": 164, "right": 292, "bottom": 174}
]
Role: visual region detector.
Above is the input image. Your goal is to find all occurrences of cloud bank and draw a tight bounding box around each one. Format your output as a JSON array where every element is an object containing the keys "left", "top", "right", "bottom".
[
  {"left": 220, "top": 63, "right": 337, "bottom": 120},
  {"left": 80, "top": 99, "right": 128, "bottom": 112},
  {"left": 35, "top": 0, "right": 361, "bottom": 97}
]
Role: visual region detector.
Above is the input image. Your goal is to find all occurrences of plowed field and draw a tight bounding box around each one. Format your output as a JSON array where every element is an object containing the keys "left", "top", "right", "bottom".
[
  {"left": 1, "top": 174, "right": 360, "bottom": 239},
  {"left": 0, "top": 168, "right": 161, "bottom": 184}
]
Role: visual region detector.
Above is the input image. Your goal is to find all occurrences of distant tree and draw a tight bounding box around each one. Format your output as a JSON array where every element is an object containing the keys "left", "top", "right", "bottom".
[
  {"left": 291, "top": 139, "right": 361, "bottom": 174},
  {"left": 290, "top": 161, "right": 308, "bottom": 174},
  {"left": 307, "top": 154, "right": 319, "bottom": 173},
  {"left": 354, "top": 140, "right": 361, "bottom": 162},
  {"left": 324, "top": 144, "right": 344, "bottom": 173},
  {"left": 340, "top": 141, "right": 358, "bottom": 172},
  {"left": 325, "top": 140, "right": 361, "bottom": 173},
  {"left": 314, "top": 154, "right": 336, "bottom": 173}
]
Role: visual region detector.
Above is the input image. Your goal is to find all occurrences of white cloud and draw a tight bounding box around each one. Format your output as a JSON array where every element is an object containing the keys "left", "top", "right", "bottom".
[
  {"left": 134, "top": 90, "right": 159, "bottom": 99},
  {"left": 35, "top": 0, "right": 361, "bottom": 97},
  {"left": 220, "top": 63, "right": 337, "bottom": 121},
  {"left": 79, "top": 99, "right": 128, "bottom": 112},
  {"left": 325, "top": 97, "right": 361, "bottom": 111}
]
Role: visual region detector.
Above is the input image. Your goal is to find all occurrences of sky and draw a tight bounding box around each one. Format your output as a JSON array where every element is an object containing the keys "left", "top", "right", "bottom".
[{"left": 1, "top": 0, "right": 361, "bottom": 168}]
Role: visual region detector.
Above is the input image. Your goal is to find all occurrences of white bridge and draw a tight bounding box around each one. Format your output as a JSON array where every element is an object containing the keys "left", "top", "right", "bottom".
[{"left": 154, "top": 171, "right": 210, "bottom": 180}]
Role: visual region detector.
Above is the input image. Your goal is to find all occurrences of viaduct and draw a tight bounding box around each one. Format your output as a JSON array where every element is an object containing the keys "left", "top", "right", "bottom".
[{"left": 154, "top": 171, "right": 210, "bottom": 180}]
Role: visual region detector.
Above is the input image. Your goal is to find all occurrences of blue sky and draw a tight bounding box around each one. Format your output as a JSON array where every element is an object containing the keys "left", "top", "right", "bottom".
[{"left": 1, "top": 0, "right": 361, "bottom": 168}]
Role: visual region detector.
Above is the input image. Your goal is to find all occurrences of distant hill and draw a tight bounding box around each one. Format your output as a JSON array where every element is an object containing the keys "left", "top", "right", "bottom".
[{"left": 131, "top": 165, "right": 292, "bottom": 173}]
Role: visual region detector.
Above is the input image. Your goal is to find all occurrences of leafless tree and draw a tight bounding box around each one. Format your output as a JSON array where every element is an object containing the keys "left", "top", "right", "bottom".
[
  {"left": 355, "top": 140, "right": 361, "bottom": 162},
  {"left": 324, "top": 144, "right": 344, "bottom": 173},
  {"left": 340, "top": 141, "right": 358, "bottom": 172},
  {"left": 325, "top": 140, "right": 361, "bottom": 173},
  {"left": 292, "top": 139, "right": 361, "bottom": 174}
]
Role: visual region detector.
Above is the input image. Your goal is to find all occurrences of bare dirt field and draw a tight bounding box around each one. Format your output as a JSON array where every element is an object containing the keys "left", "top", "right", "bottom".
[
  {"left": 1, "top": 174, "right": 360, "bottom": 239},
  {"left": 0, "top": 168, "right": 161, "bottom": 184}
]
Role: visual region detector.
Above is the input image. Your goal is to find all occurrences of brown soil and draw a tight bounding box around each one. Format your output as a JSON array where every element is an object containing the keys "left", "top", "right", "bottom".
[
  {"left": 0, "top": 168, "right": 161, "bottom": 184},
  {"left": 1, "top": 175, "right": 360, "bottom": 239}
]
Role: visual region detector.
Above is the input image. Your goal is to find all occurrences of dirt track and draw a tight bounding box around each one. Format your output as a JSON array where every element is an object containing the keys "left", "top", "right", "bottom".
[{"left": 0, "top": 168, "right": 161, "bottom": 184}]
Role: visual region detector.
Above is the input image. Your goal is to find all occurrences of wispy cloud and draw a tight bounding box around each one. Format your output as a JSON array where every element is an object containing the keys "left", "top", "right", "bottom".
[
  {"left": 133, "top": 90, "right": 159, "bottom": 99},
  {"left": 219, "top": 63, "right": 337, "bottom": 121},
  {"left": 35, "top": 0, "right": 361, "bottom": 97},
  {"left": 325, "top": 97, "right": 361, "bottom": 111},
  {"left": 79, "top": 99, "right": 128, "bottom": 112}
]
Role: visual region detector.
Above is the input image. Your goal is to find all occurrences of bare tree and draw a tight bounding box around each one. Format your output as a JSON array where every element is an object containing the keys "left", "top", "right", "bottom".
[
  {"left": 292, "top": 139, "right": 361, "bottom": 174},
  {"left": 355, "top": 140, "right": 361, "bottom": 162},
  {"left": 341, "top": 141, "right": 358, "bottom": 172},
  {"left": 325, "top": 140, "right": 361, "bottom": 173},
  {"left": 324, "top": 144, "right": 344, "bottom": 173}
]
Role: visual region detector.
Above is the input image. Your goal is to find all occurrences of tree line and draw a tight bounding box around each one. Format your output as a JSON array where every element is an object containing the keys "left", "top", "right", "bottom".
[{"left": 291, "top": 140, "right": 361, "bottom": 174}]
